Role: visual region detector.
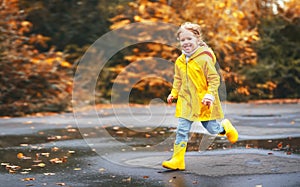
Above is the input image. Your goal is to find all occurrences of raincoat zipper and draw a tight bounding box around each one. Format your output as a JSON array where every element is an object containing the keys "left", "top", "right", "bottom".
[{"left": 185, "top": 56, "right": 193, "bottom": 109}]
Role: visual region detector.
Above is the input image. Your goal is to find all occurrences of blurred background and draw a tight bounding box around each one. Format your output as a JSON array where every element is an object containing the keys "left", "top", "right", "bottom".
[{"left": 1, "top": 0, "right": 299, "bottom": 116}]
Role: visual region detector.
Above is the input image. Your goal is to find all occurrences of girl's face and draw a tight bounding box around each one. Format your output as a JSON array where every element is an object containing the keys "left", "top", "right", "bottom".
[{"left": 178, "top": 29, "right": 199, "bottom": 54}]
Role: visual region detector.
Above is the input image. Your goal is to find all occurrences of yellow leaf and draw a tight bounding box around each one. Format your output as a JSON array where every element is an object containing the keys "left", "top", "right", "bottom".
[
  {"left": 45, "top": 58, "right": 55, "bottom": 65},
  {"left": 110, "top": 20, "right": 131, "bottom": 30},
  {"left": 21, "top": 178, "right": 35, "bottom": 181},
  {"left": 36, "top": 163, "right": 46, "bottom": 168},
  {"left": 30, "top": 58, "right": 40, "bottom": 64},
  {"left": 134, "top": 15, "right": 142, "bottom": 22},
  {"left": 21, "top": 21, "right": 32, "bottom": 28},
  {"left": 60, "top": 61, "right": 72, "bottom": 68},
  {"left": 233, "top": 12, "right": 238, "bottom": 18},
  {"left": 218, "top": 2, "right": 226, "bottom": 9}
]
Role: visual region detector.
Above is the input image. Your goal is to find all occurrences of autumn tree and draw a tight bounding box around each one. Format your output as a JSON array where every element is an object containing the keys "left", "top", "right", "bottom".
[
  {"left": 243, "top": 0, "right": 300, "bottom": 99},
  {"left": 108, "top": 0, "right": 300, "bottom": 102},
  {"left": 97, "top": 0, "right": 183, "bottom": 104},
  {"left": 0, "top": 0, "right": 72, "bottom": 116},
  {"left": 107, "top": 0, "right": 260, "bottom": 103}
]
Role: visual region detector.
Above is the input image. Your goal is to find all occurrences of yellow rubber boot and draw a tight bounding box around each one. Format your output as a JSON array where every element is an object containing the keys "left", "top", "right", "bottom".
[
  {"left": 221, "top": 119, "right": 238, "bottom": 144},
  {"left": 162, "top": 142, "right": 187, "bottom": 170}
]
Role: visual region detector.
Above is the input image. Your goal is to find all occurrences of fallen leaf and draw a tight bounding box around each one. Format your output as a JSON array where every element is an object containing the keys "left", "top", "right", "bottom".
[
  {"left": 21, "top": 178, "right": 35, "bottom": 181},
  {"left": 32, "top": 163, "right": 46, "bottom": 168},
  {"left": 6, "top": 165, "right": 21, "bottom": 171},
  {"left": 56, "top": 183, "right": 66, "bottom": 186},
  {"left": 20, "top": 171, "right": 30, "bottom": 174},
  {"left": 49, "top": 158, "right": 63, "bottom": 164},
  {"left": 67, "top": 128, "right": 77, "bottom": 132},
  {"left": 49, "top": 157, "right": 67, "bottom": 164},
  {"left": 17, "top": 153, "right": 24, "bottom": 159},
  {"left": 32, "top": 159, "right": 42, "bottom": 163},
  {"left": 47, "top": 136, "right": 56, "bottom": 141},
  {"left": 1, "top": 163, "right": 10, "bottom": 166},
  {"left": 122, "top": 177, "right": 131, "bottom": 182},
  {"left": 9, "top": 169, "right": 16, "bottom": 174},
  {"left": 44, "top": 173, "right": 55, "bottom": 176},
  {"left": 113, "top": 126, "right": 120, "bottom": 130},
  {"left": 41, "top": 153, "right": 50, "bottom": 157},
  {"left": 56, "top": 136, "right": 62, "bottom": 140},
  {"left": 51, "top": 147, "right": 60, "bottom": 151}
]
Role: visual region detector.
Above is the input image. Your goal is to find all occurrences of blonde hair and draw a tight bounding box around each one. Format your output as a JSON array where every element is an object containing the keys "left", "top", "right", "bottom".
[{"left": 176, "top": 22, "right": 207, "bottom": 46}]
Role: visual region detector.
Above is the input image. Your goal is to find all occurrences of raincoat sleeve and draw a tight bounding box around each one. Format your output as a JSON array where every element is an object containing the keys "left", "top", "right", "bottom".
[
  {"left": 204, "top": 57, "right": 220, "bottom": 99},
  {"left": 171, "top": 62, "right": 181, "bottom": 98}
]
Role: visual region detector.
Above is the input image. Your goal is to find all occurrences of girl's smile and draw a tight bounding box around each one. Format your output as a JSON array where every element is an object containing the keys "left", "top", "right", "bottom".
[{"left": 178, "top": 29, "right": 199, "bottom": 54}]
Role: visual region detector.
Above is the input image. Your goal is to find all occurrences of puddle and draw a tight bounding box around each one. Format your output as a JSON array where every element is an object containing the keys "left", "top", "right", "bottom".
[
  {"left": 1, "top": 126, "right": 299, "bottom": 153},
  {"left": 1, "top": 126, "right": 299, "bottom": 175},
  {"left": 0, "top": 126, "right": 300, "bottom": 186},
  {"left": 0, "top": 147, "right": 163, "bottom": 187}
]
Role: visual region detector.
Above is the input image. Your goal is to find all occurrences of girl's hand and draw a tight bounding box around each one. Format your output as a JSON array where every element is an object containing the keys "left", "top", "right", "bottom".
[
  {"left": 202, "top": 98, "right": 213, "bottom": 109},
  {"left": 167, "top": 94, "right": 174, "bottom": 104}
]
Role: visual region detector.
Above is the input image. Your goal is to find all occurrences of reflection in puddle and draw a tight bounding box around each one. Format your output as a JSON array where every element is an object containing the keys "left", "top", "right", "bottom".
[
  {"left": 0, "top": 126, "right": 300, "bottom": 186},
  {"left": 1, "top": 126, "right": 299, "bottom": 153},
  {"left": 0, "top": 126, "right": 299, "bottom": 174},
  {"left": 0, "top": 126, "right": 300, "bottom": 167}
]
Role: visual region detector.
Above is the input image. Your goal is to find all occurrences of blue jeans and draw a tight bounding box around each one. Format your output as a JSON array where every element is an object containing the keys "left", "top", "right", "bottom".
[{"left": 175, "top": 118, "right": 224, "bottom": 144}]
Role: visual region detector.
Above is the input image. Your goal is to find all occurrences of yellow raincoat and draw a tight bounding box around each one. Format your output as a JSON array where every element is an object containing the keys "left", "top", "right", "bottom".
[{"left": 171, "top": 46, "right": 224, "bottom": 121}]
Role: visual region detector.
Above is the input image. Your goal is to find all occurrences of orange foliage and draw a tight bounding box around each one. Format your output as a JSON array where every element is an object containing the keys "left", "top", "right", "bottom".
[
  {"left": 108, "top": 0, "right": 263, "bottom": 101},
  {"left": 0, "top": 0, "right": 73, "bottom": 116}
]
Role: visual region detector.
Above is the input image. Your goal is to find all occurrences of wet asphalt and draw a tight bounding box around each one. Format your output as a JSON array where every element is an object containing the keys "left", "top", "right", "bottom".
[{"left": 0, "top": 103, "right": 300, "bottom": 187}]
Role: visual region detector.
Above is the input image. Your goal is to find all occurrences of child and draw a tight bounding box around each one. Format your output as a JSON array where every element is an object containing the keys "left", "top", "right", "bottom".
[{"left": 162, "top": 22, "right": 238, "bottom": 170}]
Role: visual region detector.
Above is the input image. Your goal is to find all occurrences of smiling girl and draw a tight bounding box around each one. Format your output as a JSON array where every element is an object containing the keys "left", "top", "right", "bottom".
[{"left": 162, "top": 22, "right": 239, "bottom": 170}]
